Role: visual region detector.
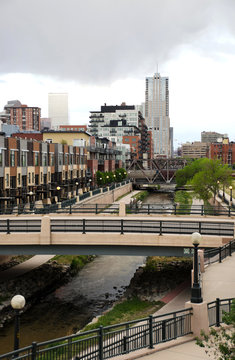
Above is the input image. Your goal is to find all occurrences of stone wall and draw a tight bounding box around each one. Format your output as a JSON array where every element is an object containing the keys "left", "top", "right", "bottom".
[{"left": 83, "top": 183, "right": 132, "bottom": 205}]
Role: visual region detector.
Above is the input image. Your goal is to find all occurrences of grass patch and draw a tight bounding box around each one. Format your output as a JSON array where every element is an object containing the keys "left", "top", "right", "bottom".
[
  {"left": 50, "top": 255, "right": 95, "bottom": 274},
  {"left": 132, "top": 191, "right": 149, "bottom": 202},
  {"left": 83, "top": 297, "right": 164, "bottom": 331},
  {"left": 174, "top": 191, "right": 192, "bottom": 214}
]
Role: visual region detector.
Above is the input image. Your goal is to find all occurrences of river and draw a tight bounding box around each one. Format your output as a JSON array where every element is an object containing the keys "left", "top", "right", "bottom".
[
  {"left": 0, "top": 255, "right": 145, "bottom": 354},
  {"left": 0, "top": 191, "right": 173, "bottom": 354}
]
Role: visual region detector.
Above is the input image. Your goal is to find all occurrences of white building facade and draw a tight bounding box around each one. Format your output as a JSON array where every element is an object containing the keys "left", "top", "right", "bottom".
[
  {"left": 48, "top": 93, "right": 68, "bottom": 129},
  {"left": 145, "top": 73, "right": 171, "bottom": 157}
]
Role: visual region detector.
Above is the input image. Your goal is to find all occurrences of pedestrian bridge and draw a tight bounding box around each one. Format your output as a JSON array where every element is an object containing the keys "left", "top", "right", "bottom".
[{"left": 0, "top": 216, "right": 234, "bottom": 257}]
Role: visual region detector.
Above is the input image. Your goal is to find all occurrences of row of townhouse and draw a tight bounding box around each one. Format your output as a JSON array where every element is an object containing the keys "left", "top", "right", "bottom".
[{"left": 0, "top": 131, "right": 122, "bottom": 209}]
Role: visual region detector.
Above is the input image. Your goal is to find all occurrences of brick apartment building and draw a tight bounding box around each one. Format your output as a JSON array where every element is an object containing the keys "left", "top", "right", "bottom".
[{"left": 4, "top": 100, "right": 41, "bottom": 131}]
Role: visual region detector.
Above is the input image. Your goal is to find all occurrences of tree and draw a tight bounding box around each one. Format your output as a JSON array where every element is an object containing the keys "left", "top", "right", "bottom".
[
  {"left": 175, "top": 159, "right": 232, "bottom": 203},
  {"left": 96, "top": 171, "right": 105, "bottom": 186},
  {"left": 197, "top": 300, "right": 235, "bottom": 359}
]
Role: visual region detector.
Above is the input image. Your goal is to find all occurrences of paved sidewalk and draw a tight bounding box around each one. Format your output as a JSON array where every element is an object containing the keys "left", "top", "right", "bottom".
[
  {"left": 111, "top": 253, "right": 235, "bottom": 360},
  {"left": 0, "top": 255, "right": 54, "bottom": 282}
]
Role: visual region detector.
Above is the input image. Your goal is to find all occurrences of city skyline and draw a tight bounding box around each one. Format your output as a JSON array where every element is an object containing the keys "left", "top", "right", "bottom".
[{"left": 1, "top": 0, "right": 235, "bottom": 146}]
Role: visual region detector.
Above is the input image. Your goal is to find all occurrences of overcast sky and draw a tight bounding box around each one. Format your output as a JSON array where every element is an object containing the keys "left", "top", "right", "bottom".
[{"left": 1, "top": 0, "right": 235, "bottom": 146}]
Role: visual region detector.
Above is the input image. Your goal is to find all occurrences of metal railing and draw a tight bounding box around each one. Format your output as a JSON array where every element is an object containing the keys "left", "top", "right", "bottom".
[
  {"left": 0, "top": 308, "right": 192, "bottom": 360},
  {"left": 50, "top": 219, "right": 234, "bottom": 237},
  {"left": 204, "top": 239, "right": 235, "bottom": 265},
  {"left": 68, "top": 204, "right": 119, "bottom": 214},
  {"left": 79, "top": 191, "right": 91, "bottom": 201},
  {"left": 61, "top": 198, "right": 76, "bottom": 208},
  {"left": 0, "top": 219, "right": 41, "bottom": 233},
  {"left": 208, "top": 297, "right": 234, "bottom": 327},
  {"left": 92, "top": 189, "right": 101, "bottom": 196},
  {"left": 126, "top": 204, "right": 235, "bottom": 217}
]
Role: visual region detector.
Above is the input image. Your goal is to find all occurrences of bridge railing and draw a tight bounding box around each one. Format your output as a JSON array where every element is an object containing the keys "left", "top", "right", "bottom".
[
  {"left": 0, "top": 308, "right": 192, "bottom": 360},
  {"left": 50, "top": 219, "right": 234, "bottom": 237},
  {"left": 0, "top": 218, "right": 233, "bottom": 237},
  {"left": 208, "top": 297, "right": 234, "bottom": 327},
  {"left": 204, "top": 239, "right": 235, "bottom": 265},
  {"left": 126, "top": 204, "right": 235, "bottom": 217}
]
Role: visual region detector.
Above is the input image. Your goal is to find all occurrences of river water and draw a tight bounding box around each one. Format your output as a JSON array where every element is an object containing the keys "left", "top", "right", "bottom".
[
  {"left": 0, "top": 256, "right": 145, "bottom": 354},
  {"left": 0, "top": 191, "right": 173, "bottom": 354}
]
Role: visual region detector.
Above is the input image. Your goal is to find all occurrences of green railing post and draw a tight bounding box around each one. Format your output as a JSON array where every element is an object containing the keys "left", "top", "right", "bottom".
[
  {"left": 125, "top": 324, "right": 129, "bottom": 353},
  {"left": 82, "top": 219, "right": 86, "bottom": 234},
  {"left": 173, "top": 313, "right": 177, "bottom": 339},
  {"left": 123, "top": 336, "right": 127, "bottom": 353},
  {"left": 149, "top": 315, "right": 153, "bottom": 349},
  {"left": 228, "top": 206, "right": 231, "bottom": 217},
  {"left": 148, "top": 204, "right": 150, "bottom": 215},
  {"left": 67, "top": 337, "right": 72, "bottom": 360},
  {"left": 99, "top": 326, "right": 103, "bottom": 360},
  {"left": 198, "top": 222, "right": 201, "bottom": 234},
  {"left": 7, "top": 219, "right": 10, "bottom": 234},
  {"left": 69, "top": 204, "right": 72, "bottom": 214},
  {"left": 229, "top": 241, "right": 232, "bottom": 256},
  {"left": 96, "top": 204, "right": 98, "bottom": 214},
  {"left": 201, "top": 205, "right": 204, "bottom": 216},
  {"left": 31, "top": 342, "right": 37, "bottom": 360},
  {"left": 162, "top": 320, "right": 166, "bottom": 342},
  {"left": 174, "top": 204, "right": 177, "bottom": 215},
  {"left": 216, "top": 298, "right": 220, "bottom": 327},
  {"left": 219, "top": 247, "right": 222, "bottom": 263},
  {"left": 120, "top": 219, "right": 124, "bottom": 235}
]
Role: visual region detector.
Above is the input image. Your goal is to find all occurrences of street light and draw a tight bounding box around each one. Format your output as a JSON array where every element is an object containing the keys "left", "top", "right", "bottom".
[
  {"left": 229, "top": 186, "right": 233, "bottom": 203},
  {"left": 217, "top": 180, "right": 220, "bottom": 197},
  {"left": 28, "top": 191, "right": 33, "bottom": 204},
  {"left": 191, "top": 232, "right": 203, "bottom": 304},
  {"left": 11, "top": 295, "right": 26, "bottom": 353},
  {"left": 75, "top": 182, "right": 79, "bottom": 195},
  {"left": 56, "top": 186, "right": 61, "bottom": 202}
]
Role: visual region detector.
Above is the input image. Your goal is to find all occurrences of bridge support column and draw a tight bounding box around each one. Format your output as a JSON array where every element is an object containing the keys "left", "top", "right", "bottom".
[
  {"left": 40, "top": 216, "right": 51, "bottom": 245},
  {"left": 185, "top": 301, "right": 209, "bottom": 337},
  {"left": 119, "top": 202, "right": 126, "bottom": 217}
]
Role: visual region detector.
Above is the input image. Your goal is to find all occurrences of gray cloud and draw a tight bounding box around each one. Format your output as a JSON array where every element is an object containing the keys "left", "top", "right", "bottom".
[{"left": 0, "top": 0, "right": 234, "bottom": 84}]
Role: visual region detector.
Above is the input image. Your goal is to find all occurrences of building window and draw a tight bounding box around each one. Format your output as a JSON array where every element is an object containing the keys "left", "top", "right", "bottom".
[
  {"left": 10, "top": 150, "right": 15, "bottom": 167},
  {"left": 50, "top": 154, "right": 54, "bottom": 166},
  {"left": 32, "top": 172, "right": 35, "bottom": 183},
  {"left": 6, "top": 174, "right": 9, "bottom": 187},
  {"left": 21, "top": 152, "right": 27, "bottom": 167},
  {"left": 35, "top": 152, "right": 39, "bottom": 166},
  {"left": 28, "top": 173, "right": 31, "bottom": 184},
  {"left": 18, "top": 173, "right": 21, "bottom": 186},
  {"left": 40, "top": 172, "right": 43, "bottom": 182},
  {"left": 43, "top": 153, "right": 47, "bottom": 166}
]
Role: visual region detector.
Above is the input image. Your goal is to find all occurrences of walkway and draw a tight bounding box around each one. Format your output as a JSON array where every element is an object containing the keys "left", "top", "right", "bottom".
[
  {"left": 111, "top": 253, "right": 235, "bottom": 360},
  {"left": 0, "top": 255, "right": 54, "bottom": 282}
]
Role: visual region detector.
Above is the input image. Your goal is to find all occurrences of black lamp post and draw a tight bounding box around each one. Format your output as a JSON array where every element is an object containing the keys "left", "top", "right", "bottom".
[
  {"left": 191, "top": 232, "right": 203, "bottom": 303},
  {"left": 56, "top": 186, "right": 61, "bottom": 202},
  {"left": 229, "top": 186, "right": 233, "bottom": 204},
  {"left": 75, "top": 182, "right": 79, "bottom": 195},
  {"left": 11, "top": 295, "right": 26, "bottom": 354}
]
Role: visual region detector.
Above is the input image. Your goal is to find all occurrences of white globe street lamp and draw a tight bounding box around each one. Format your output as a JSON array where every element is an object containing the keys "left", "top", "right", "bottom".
[{"left": 11, "top": 295, "right": 26, "bottom": 352}]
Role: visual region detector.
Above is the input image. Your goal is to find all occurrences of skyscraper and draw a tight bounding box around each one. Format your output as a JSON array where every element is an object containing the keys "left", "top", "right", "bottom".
[
  {"left": 48, "top": 93, "right": 68, "bottom": 129},
  {"left": 145, "top": 73, "right": 171, "bottom": 157}
]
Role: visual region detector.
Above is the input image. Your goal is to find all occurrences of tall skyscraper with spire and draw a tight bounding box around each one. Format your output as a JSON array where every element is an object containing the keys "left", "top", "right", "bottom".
[{"left": 145, "top": 73, "right": 171, "bottom": 157}]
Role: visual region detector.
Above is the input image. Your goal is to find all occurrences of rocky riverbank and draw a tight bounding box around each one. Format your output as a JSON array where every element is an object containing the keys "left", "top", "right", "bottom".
[
  {"left": 123, "top": 256, "right": 192, "bottom": 302},
  {"left": 0, "top": 256, "right": 94, "bottom": 328}
]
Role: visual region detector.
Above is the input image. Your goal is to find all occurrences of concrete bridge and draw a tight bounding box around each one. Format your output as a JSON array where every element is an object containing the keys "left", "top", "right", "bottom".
[{"left": 0, "top": 215, "right": 234, "bottom": 257}]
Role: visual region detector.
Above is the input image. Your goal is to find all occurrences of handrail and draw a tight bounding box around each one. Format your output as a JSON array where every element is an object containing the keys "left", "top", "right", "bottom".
[
  {"left": 204, "top": 239, "right": 235, "bottom": 265},
  {"left": 0, "top": 307, "right": 192, "bottom": 360}
]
